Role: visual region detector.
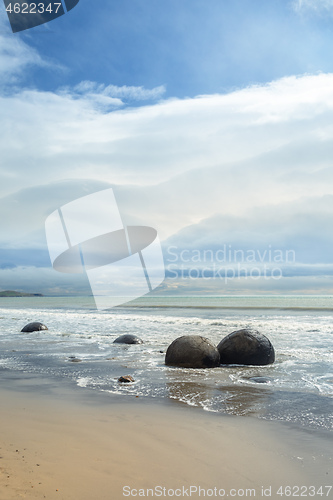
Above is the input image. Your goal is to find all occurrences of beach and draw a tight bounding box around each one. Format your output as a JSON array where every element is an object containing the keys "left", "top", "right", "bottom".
[
  {"left": 2, "top": 0, "right": 333, "bottom": 496},
  {"left": 0, "top": 296, "right": 332, "bottom": 499},
  {"left": 0, "top": 372, "right": 331, "bottom": 500}
]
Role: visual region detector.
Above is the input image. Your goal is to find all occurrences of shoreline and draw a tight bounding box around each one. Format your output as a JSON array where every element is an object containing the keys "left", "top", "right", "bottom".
[
  {"left": 1, "top": 294, "right": 333, "bottom": 313},
  {"left": 0, "top": 372, "right": 331, "bottom": 500}
]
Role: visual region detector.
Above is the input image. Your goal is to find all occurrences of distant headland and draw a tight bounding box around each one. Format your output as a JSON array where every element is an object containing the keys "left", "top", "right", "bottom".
[{"left": 0, "top": 290, "right": 43, "bottom": 297}]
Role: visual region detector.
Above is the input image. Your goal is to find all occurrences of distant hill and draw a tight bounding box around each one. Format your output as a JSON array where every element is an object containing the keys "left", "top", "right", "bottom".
[{"left": 0, "top": 290, "right": 43, "bottom": 297}]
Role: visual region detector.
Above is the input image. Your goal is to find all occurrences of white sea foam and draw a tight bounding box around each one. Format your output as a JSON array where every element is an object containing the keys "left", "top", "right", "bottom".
[{"left": 0, "top": 296, "right": 332, "bottom": 429}]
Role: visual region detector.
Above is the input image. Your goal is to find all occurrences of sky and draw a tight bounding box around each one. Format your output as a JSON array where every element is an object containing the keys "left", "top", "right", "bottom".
[{"left": 1, "top": 0, "right": 333, "bottom": 296}]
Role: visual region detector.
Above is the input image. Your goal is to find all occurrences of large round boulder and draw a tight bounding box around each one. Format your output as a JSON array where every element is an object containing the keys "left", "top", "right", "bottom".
[
  {"left": 21, "top": 322, "right": 48, "bottom": 333},
  {"left": 165, "top": 335, "right": 220, "bottom": 368},
  {"left": 113, "top": 334, "right": 143, "bottom": 344},
  {"left": 217, "top": 329, "right": 275, "bottom": 366}
]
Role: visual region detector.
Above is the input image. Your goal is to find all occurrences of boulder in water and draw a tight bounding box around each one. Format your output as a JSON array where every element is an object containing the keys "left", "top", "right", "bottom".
[
  {"left": 165, "top": 335, "right": 220, "bottom": 368},
  {"left": 113, "top": 334, "right": 143, "bottom": 344},
  {"left": 118, "top": 375, "right": 135, "bottom": 383},
  {"left": 217, "top": 329, "right": 275, "bottom": 366},
  {"left": 21, "top": 322, "right": 48, "bottom": 333},
  {"left": 68, "top": 356, "right": 82, "bottom": 363}
]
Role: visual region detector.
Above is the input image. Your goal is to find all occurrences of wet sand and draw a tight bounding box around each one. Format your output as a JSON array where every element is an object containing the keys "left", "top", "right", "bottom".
[{"left": 0, "top": 374, "right": 331, "bottom": 500}]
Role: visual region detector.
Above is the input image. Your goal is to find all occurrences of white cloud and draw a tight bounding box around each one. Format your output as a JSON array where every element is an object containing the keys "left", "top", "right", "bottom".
[
  {"left": 163, "top": 195, "right": 333, "bottom": 265},
  {"left": 2, "top": 72, "right": 333, "bottom": 198},
  {"left": 2, "top": 66, "right": 333, "bottom": 294},
  {"left": 0, "top": 179, "right": 112, "bottom": 249},
  {"left": 73, "top": 81, "right": 166, "bottom": 101},
  {"left": 0, "top": 33, "right": 46, "bottom": 84},
  {"left": 0, "top": 11, "right": 50, "bottom": 84},
  {"left": 2, "top": 12, "right": 333, "bottom": 293},
  {"left": 57, "top": 81, "right": 166, "bottom": 111},
  {"left": 293, "top": 0, "right": 333, "bottom": 11}
]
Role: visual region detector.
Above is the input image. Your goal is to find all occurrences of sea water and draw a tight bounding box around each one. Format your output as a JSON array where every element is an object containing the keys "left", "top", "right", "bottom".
[{"left": 0, "top": 295, "right": 332, "bottom": 431}]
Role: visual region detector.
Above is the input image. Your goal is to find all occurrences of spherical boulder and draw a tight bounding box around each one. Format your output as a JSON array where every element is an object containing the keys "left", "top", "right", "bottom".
[
  {"left": 217, "top": 329, "right": 275, "bottom": 366},
  {"left": 118, "top": 375, "right": 135, "bottom": 383},
  {"left": 113, "top": 334, "right": 143, "bottom": 344},
  {"left": 165, "top": 335, "right": 220, "bottom": 368},
  {"left": 21, "top": 322, "right": 48, "bottom": 333}
]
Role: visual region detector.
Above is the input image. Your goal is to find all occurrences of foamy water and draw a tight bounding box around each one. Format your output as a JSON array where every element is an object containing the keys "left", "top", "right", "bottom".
[{"left": 0, "top": 295, "right": 332, "bottom": 430}]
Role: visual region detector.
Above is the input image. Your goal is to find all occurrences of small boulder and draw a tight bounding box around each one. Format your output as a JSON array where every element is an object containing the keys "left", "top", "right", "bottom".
[
  {"left": 68, "top": 356, "right": 82, "bottom": 363},
  {"left": 113, "top": 334, "right": 143, "bottom": 344},
  {"left": 118, "top": 375, "right": 135, "bottom": 383},
  {"left": 21, "top": 322, "right": 48, "bottom": 333},
  {"left": 165, "top": 335, "right": 220, "bottom": 368},
  {"left": 248, "top": 376, "right": 272, "bottom": 384},
  {"left": 217, "top": 329, "right": 275, "bottom": 366}
]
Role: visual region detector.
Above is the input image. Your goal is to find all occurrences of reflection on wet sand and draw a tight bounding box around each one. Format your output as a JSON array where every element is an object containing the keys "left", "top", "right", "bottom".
[{"left": 166, "top": 375, "right": 274, "bottom": 418}]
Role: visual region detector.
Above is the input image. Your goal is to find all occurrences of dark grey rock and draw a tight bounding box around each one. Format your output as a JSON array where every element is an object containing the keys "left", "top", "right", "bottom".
[
  {"left": 68, "top": 356, "right": 82, "bottom": 363},
  {"left": 165, "top": 335, "right": 220, "bottom": 368},
  {"left": 118, "top": 375, "right": 135, "bottom": 383},
  {"left": 21, "top": 322, "right": 48, "bottom": 333},
  {"left": 113, "top": 334, "right": 143, "bottom": 344},
  {"left": 217, "top": 329, "right": 275, "bottom": 366},
  {"left": 248, "top": 376, "right": 272, "bottom": 384}
]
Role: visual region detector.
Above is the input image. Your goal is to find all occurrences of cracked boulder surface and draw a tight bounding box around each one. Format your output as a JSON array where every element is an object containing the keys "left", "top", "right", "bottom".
[
  {"left": 165, "top": 335, "right": 220, "bottom": 368},
  {"left": 217, "top": 329, "right": 275, "bottom": 366}
]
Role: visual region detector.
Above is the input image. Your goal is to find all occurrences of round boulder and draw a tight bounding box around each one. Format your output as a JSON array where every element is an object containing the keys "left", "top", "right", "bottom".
[
  {"left": 217, "top": 329, "right": 275, "bottom": 366},
  {"left": 113, "top": 334, "right": 143, "bottom": 344},
  {"left": 21, "top": 322, "right": 48, "bottom": 333},
  {"left": 118, "top": 375, "right": 135, "bottom": 383},
  {"left": 165, "top": 335, "right": 220, "bottom": 368}
]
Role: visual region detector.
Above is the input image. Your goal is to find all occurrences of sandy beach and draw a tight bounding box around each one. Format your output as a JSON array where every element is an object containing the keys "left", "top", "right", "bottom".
[{"left": 0, "top": 373, "right": 331, "bottom": 500}]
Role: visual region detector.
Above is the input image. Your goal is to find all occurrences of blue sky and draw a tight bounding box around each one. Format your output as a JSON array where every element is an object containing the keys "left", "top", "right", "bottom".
[
  {"left": 1, "top": 0, "right": 333, "bottom": 296},
  {"left": 15, "top": 0, "right": 333, "bottom": 97}
]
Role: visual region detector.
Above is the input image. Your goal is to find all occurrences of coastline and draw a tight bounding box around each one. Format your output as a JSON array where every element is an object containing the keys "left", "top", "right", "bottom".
[
  {"left": 0, "top": 372, "right": 331, "bottom": 500},
  {"left": 0, "top": 294, "right": 333, "bottom": 312}
]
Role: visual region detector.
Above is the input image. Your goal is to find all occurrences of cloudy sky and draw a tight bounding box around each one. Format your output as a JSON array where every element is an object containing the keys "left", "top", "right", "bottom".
[{"left": 1, "top": 0, "right": 333, "bottom": 296}]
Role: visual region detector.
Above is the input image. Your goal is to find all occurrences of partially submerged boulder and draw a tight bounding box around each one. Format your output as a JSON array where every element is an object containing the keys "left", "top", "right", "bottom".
[
  {"left": 165, "top": 335, "right": 220, "bottom": 368},
  {"left": 68, "top": 356, "right": 82, "bottom": 363},
  {"left": 113, "top": 334, "right": 143, "bottom": 344},
  {"left": 21, "top": 322, "right": 48, "bottom": 333},
  {"left": 217, "top": 329, "right": 275, "bottom": 366},
  {"left": 247, "top": 376, "right": 272, "bottom": 384},
  {"left": 118, "top": 375, "right": 135, "bottom": 383}
]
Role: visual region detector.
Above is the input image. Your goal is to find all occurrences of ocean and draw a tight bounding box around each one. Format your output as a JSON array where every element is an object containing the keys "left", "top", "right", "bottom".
[{"left": 0, "top": 295, "right": 332, "bottom": 431}]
